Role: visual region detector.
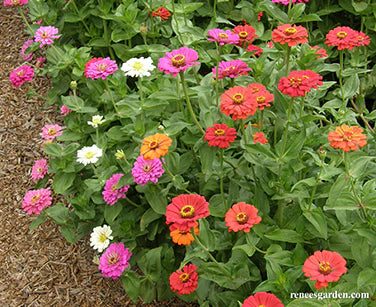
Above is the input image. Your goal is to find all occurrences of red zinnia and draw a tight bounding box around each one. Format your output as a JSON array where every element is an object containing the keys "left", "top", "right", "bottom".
[
  {"left": 169, "top": 264, "right": 198, "bottom": 295},
  {"left": 303, "top": 250, "right": 347, "bottom": 290},
  {"left": 242, "top": 292, "right": 284, "bottom": 307},
  {"left": 246, "top": 44, "right": 263, "bottom": 57},
  {"left": 152, "top": 7, "right": 171, "bottom": 20},
  {"left": 220, "top": 86, "right": 258, "bottom": 120},
  {"left": 252, "top": 132, "right": 268, "bottom": 144},
  {"left": 225, "top": 202, "right": 261, "bottom": 232},
  {"left": 272, "top": 24, "right": 308, "bottom": 47},
  {"left": 233, "top": 24, "right": 257, "bottom": 47},
  {"left": 328, "top": 124, "right": 367, "bottom": 152},
  {"left": 310, "top": 46, "right": 328, "bottom": 59},
  {"left": 278, "top": 70, "right": 323, "bottom": 97},
  {"left": 355, "top": 31, "right": 371, "bottom": 47},
  {"left": 325, "top": 26, "right": 359, "bottom": 50},
  {"left": 165, "top": 194, "right": 210, "bottom": 231},
  {"left": 204, "top": 123, "right": 237, "bottom": 148}
]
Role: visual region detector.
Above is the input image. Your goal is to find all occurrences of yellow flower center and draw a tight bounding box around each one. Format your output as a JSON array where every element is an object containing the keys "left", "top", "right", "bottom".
[
  {"left": 143, "top": 164, "right": 151, "bottom": 172},
  {"left": 285, "top": 27, "right": 297, "bottom": 35},
  {"left": 289, "top": 77, "right": 302, "bottom": 86},
  {"left": 31, "top": 195, "right": 40, "bottom": 204},
  {"left": 336, "top": 31, "right": 347, "bottom": 39},
  {"left": 98, "top": 233, "right": 107, "bottom": 243},
  {"left": 232, "top": 93, "right": 244, "bottom": 104},
  {"left": 97, "top": 63, "right": 108, "bottom": 71},
  {"left": 132, "top": 61, "right": 143, "bottom": 71},
  {"left": 149, "top": 140, "right": 159, "bottom": 149},
  {"left": 111, "top": 184, "right": 117, "bottom": 192},
  {"left": 342, "top": 131, "right": 353, "bottom": 141},
  {"left": 37, "top": 167, "right": 43, "bottom": 173},
  {"left": 218, "top": 33, "right": 229, "bottom": 39},
  {"left": 319, "top": 261, "right": 332, "bottom": 275},
  {"left": 179, "top": 273, "right": 190, "bottom": 283},
  {"left": 236, "top": 212, "right": 248, "bottom": 224},
  {"left": 171, "top": 54, "right": 186, "bottom": 67},
  {"left": 358, "top": 35, "right": 364, "bottom": 41},
  {"left": 180, "top": 205, "right": 195, "bottom": 218},
  {"left": 107, "top": 252, "right": 119, "bottom": 265},
  {"left": 41, "top": 32, "right": 49, "bottom": 39},
  {"left": 250, "top": 87, "right": 259, "bottom": 94},
  {"left": 16, "top": 69, "right": 25, "bottom": 76},
  {"left": 238, "top": 31, "right": 248, "bottom": 39},
  {"left": 214, "top": 129, "right": 225, "bottom": 136},
  {"left": 256, "top": 96, "right": 265, "bottom": 103},
  {"left": 47, "top": 128, "right": 57, "bottom": 136},
  {"left": 85, "top": 151, "right": 95, "bottom": 159}
]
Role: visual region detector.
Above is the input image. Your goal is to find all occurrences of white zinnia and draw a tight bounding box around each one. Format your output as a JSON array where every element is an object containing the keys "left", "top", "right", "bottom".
[
  {"left": 90, "top": 225, "right": 113, "bottom": 253},
  {"left": 121, "top": 57, "right": 155, "bottom": 77},
  {"left": 76, "top": 144, "right": 103, "bottom": 165},
  {"left": 88, "top": 115, "right": 106, "bottom": 128}
]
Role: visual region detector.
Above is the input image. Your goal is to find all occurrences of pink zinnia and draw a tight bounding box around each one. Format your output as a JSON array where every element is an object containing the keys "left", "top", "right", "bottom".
[
  {"left": 98, "top": 242, "right": 132, "bottom": 280},
  {"left": 22, "top": 189, "right": 52, "bottom": 215},
  {"left": 272, "top": 0, "right": 308, "bottom": 5},
  {"left": 9, "top": 65, "right": 34, "bottom": 88},
  {"left": 31, "top": 158, "right": 48, "bottom": 181},
  {"left": 34, "top": 26, "right": 60, "bottom": 48},
  {"left": 212, "top": 60, "right": 251, "bottom": 79},
  {"left": 102, "top": 174, "right": 130, "bottom": 206},
  {"left": 60, "top": 105, "right": 72, "bottom": 116},
  {"left": 21, "top": 40, "right": 34, "bottom": 61},
  {"left": 41, "top": 124, "right": 63, "bottom": 140},
  {"left": 4, "top": 0, "right": 28, "bottom": 6},
  {"left": 84, "top": 57, "right": 118, "bottom": 80},
  {"left": 158, "top": 46, "right": 199, "bottom": 77},
  {"left": 35, "top": 56, "right": 46, "bottom": 68},
  {"left": 207, "top": 29, "right": 239, "bottom": 46},
  {"left": 131, "top": 156, "right": 164, "bottom": 186}
]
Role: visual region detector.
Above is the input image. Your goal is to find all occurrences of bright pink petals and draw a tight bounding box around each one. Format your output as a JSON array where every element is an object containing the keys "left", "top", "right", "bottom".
[
  {"left": 31, "top": 158, "right": 48, "bottom": 181},
  {"left": 131, "top": 156, "right": 164, "bottom": 186},
  {"left": 207, "top": 28, "right": 239, "bottom": 46},
  {"left": 4, "top": 0, "right": 28, "bottom": 6},
  {"left": 213, "top": 60, "right": 251, "bottom": 79},
  {"left": 41, "top": 124, "right": 63, "bottom": 140},
  {"left": 158, "top": 46, "right": 199, "bottom": 77},
  {"left": 21, "top": 40, "right": 33, "bottom": 61},
  {"left": 34, "top": 26, "right": 60, "bottom": 48},
  {"left": 98, "top": 242, "right": 132, "bottom": 280},
  {"left": 9, "top": 65, "right": 34, "bottom": 88},
  {"left": 22, "top": 189, "right": 52, "bottom": 215},
  {"left": 102, "top": 174, "right": 130, "bottom": 206},
  {"left": 84, "top": 57, "right": 118, "bottom": 80}
]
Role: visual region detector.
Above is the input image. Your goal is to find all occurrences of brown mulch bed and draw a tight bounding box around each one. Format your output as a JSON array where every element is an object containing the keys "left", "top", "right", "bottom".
[{"left": 0, "top": 6, "right": 194, "bottom": 307}]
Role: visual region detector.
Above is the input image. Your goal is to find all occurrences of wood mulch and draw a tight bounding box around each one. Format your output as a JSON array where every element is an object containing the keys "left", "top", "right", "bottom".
[{"left": 0, "top": 6, "right": 194, "bottom": 307}]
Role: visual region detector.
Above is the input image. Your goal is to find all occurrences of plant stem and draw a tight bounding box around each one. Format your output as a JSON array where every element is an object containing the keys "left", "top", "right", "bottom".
[
  {"left": 308, "top": 162, "right": 324, "bottom": 212},
  {"left": 163, "top": 161, "right": 192, "bottom": 194},
  {"left": 350, "top": 98, "right": 375, "bottom": 134},
  {"left": 104, "top": 79, "right": 119, "bottom": 114},
  {"left": 70, "top": 0, "right": 90, "bottom": 33},
  {"left": 213, "top": 0, "right": 217, "bottom": 20},
  {"left": 18, "top": 7, "right": 34, "bottom": 35},
  {"left": 138, "top": 77, "right": 144, "bottom": 121},
  {"left": 284, "top": 47, "right": 291, "bottom": 74},
  {"left": 103, "top": 20, "right": 115, "bottom": 59},
  {"left": 171, "top": 0, "right": 184, "bottom": 45},
  {"left": 179, "top": 72, "right": 205, "bottom": 135},
  {"left": 25, "top": 83, "right": 46, "bottom": 100},
  {"left": 219, "top": 149, "right": 226, "bottom": 209},
  {"left": 239, "top": 119, "right": 249, "bottom": 145},
  {"left": 338, "top": 50, "right": 345, "bottom": 104},
  {"left": 125, "top": 197, "right": 141, "bottom": 208},
  {"left": 175, "top": 77, "right": 184, "bottom": 112},
  {"left": 281, "top": 98, "right": 293, "bottom": 156},
  {"left": 299, "top": 96, "right": 305, "bottom": 120},
  {"left": 50, "top": 44, "right": 69, "bottom": 65},
  {"left": 215, "top": 43, "right": 222, "bottom": 107},
  {"left": 246, "top": 232, "right": 267, "bottom": 254},
  {"left": 287, "top": 0, "right": 293, "bottom": 18}
]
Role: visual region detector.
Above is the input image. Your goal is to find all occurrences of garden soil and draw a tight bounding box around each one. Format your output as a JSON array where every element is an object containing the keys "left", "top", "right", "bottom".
[{"left": 0, "top": 6, "right": 196, "bottom": 307}]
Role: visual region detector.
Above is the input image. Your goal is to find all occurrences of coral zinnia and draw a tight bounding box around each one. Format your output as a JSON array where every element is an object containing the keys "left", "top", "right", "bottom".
[
  {"left": 158, "top": 46, "right": 199, "bottom": 77},
  {"left": 165, "top": 194, "right": 210, "bottom": 231},
  {"left": 251, "top": 89, "right": 274, "bottom": 111},
  {"left": 207, "top": 28, "right": 240, "bottom": 46},
  {"left": 225, "top": 202, "right": 261, "bottom": 232},
  {"left": 131, "top": 155, "right": 164, "bottom": 185},
  {"left": 220, "top": 86, "right": 257, "bottom": 120},
  {"left": 233, "top": 24, "right": 257, "bottom": 47},
  {"left": 327, "top": 124, "right": 367, "bottom": 152},
  {"left": 213, "top": 59, "right": 251, "bottom": 79},
  {"left": 310, "top": 46, "right": 328, "bottom": 59},
  {"left": 22, "top": 189, "right": 52, "bottom": 215},
  {"left": 102, "top": 174, "right": 130, "bottom": 206},
  {"left": 355, "top": 31, "right": 371, "bottom": 47},
  {"left": 246, "top": 44, "right": 263, "bottom": 57},
  {"left": 98, "top": 242, "right": 132, "bottom": 280},
  {"left": 325, "top": 26, "right": 359, "bottom": 50},
  {"left": 278, "top": 70, "right": 322, "bottom": 97},
  {"left": 204, "top": 123, "right": 237, "bottom": 148},
  {"left": 152, "top": 7, "right": 171, "bottom": 20},
  {"left": 9, "top": 65, "right": 34, "bottom": 88},
  {"left": 303, "top": 250, "right": 347, "bottom": 290},
  {"left": 252, "top": 132, "right": 268, "bottom": 144},
  {"left": 169, "top": 264, "right": 198, "bottom": 295},
  {"left": 169, "top": 222, "right": 199, "bottom": 246},
  {"left": 272, "top": 24, "right": 308, "bottom": 47},
  {"left": 242, "top": 292, "right": 284, "bottom": 307},
  {"left": 140, "top": 133, "right": 172, "bottom": 160},
  {"left": 84, "top": 57, "right": 118, "bottom": 80}
]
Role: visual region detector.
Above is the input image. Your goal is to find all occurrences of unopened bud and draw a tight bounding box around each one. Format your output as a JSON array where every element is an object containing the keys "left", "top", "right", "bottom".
[
  {"left": 318, "top": 146, "right": 326, "bottom": 160},
  {"left": 158, "top": 125, "right": 165, "bottom": 131},
  {"left": 140, "top": 26, "right": 148, "bottom": 35},
  {"left": 115, "top": 149, "right": 126, "bottom": 160},
  {"left": 70, "top": 81, "right": 77, "bottom": 90}
]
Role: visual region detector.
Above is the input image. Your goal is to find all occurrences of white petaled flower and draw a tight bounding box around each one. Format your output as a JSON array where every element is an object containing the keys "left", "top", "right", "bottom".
[
  {"left": 76, "top": 144, "right": 103, "bottom": 165},
  {"left": 90, "top": 225, "right": 113, "bottom": 253},
  {"left": 88, "top": 115, "right": 106, "bottom": 128},
  {"left": 121, "top": 57, "right": 156, "bottom": 77}
]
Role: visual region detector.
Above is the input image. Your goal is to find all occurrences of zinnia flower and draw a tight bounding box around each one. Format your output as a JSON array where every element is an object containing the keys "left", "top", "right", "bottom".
[
  {"left": 278, "top": 70, "right": 323, "bottom": 97},
  {"left": 31, "top": 158, "right": 48, "bottom": 181},
  {"left": 246, "top": 44, "right": 263, "bottom": 56},
  {"left": 248, "top": 83, "right": 266, "bottom": 94},
  {"left": 88, "top": 115, "right": 105, "bottom": 128},
  {"left": 302, "top": 250, "right": 347, "bottom": 290},
  {"left": 225, "top": 202, "right": 261, "bottom": 232},
  {"left": 21, "top": 40, "right": 33, "bottom": 61},
  {"left": 325, "top": 26, "right": 359, "bottom": 50},
  {"left": 34, "top": 26, "right": 60, "bottom": 48},
  {"left": 158, "top": 46, "right": 199, "bottom": 77},
  {"left": 327, "top": 124, "right": 367, "bottom": 152},
  {"left": 84, "top": 57, "right": 118, "bottom": 80},
  {"left": 242, "top": 292, "right": 284, "bottom": 307},
  {"left": 220, "top": 86, "right": 258, "bottom": 120},
  {"left": 212, "top": 59, "right": 251, "bottom": 79},
  {"left": 233, "top": 24, "right": 257, "bottom": 47},
  {"left": 60, "top": 105, "right": 72, "bottom": 116},
  {"left": 76, "top": 144, "right": 103, "bottom": 165},
  {"left": 140, "top": 133, "right": 172, "bottom": 160},
  {"left": 253, "top": 132, "right": 268, "bottom": 144},
  {"left": 169, "top": 264, "right": 198, "bottom": 295},
  {"left": 9, "top": 65, "right": 34, "bottom": 88},
  {"left": 355, "top": 31, "right": 371, "bottom": 47},
  {"left": 4, "top": 0, "right": 28, "bottom": 6},
  {"left": 131, "top": 155, "right": 164, "bottom": 186},
  {"left": 41, "top": 124, "right": 63, "bottom": 140},
  {"left": 207, "top": 28, "right": 239, "bottom": 46},
  {"left": 102, "top": 173, "right": 130, "bottom": 206},
  {"left": 310, "top": 46, "right": 328, "bottom": 59},
  {"left": 165, "top": 194, "right": 210, "bottom": 231},
  {"left": 272, "top": 0, "right": 308, "bottom": 5},
  {"left": 35, "top": 56, "right": 46, "bottom": 68},
  {"left": 90, "top": 225, "right": 114, "bottom": 253},
  {"left": 250, "top": 88, "right": 274, "bottom": 111},
  {"left": 169, "top": 222, "right": 199, "bottom": 246},
  {"left": 272, "top": 24, "right": 308, "bottom": 47},
  {"left": 121, "top": 57, "right": 156, "bottom": 78},
  {"left": 98, "top": 242, "right": 132, "bottom": 280},
  {"left": 152, "top": 7, "right": 171, "bottom": 20},
  {"left": 22, "top": 189, "right": 52, "bottom": 215},
  {"left": 204, "top": 123, "right": 237, "bottom": 148}
]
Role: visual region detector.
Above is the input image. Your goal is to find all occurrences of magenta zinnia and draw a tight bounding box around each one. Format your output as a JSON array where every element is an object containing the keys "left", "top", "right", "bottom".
[
  {"left": 207, "top": 28, "right": 239, "bottom": 46},
  {"left": 4, "top": 0, "right": 28, "bottom": 6},
  {"left": 31, "top": 158, "right": 48, "bottom": 181},
  {"left": 212, "top": 60, "right": 251, "bottom": 79},
  {"left": 21, "top": 40, "right": 34, "bottom": 61},
  {"left": 102, "top": 174, "right": 130, "bottom": 206},
  {"left": 158, "top": 46, "right": 199, "bottom": 77},
  {"left": 98, "top": 242, "right": 132, "bottom": 280},
  {"left": 131, "top": 155, "right": 164, "bottom": 186},
  {"left": 84, "top": 57, "right": 118, "bottom": 80},
  {"left": 9, "top": 65, "right": 34, "bottom": 88},
  {"left": 22, "top": 189, "right": 52, "bottom": 215},
  {"left": 34, "top": 26, "right": 60, "bottom": 48}
]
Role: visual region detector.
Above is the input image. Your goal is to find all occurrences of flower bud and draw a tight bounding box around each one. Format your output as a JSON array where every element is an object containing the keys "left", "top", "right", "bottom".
[
  {"left": 70, "top": 80, "right": 77, "bottom": 90},
  {"left": 140, "top": 26, "right": 148, "bottom": 35},
  {"left": 115, "top": 149, "right": 126, "bottom": 160}
]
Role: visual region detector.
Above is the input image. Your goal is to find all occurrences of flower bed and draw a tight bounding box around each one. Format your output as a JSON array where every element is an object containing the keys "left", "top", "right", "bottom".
[{"left": 7, "top": 0, "right": 376, "bottom": 306}]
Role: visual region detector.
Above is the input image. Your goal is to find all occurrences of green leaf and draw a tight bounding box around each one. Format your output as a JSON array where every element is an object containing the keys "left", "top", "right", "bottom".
[
  {"left": 139, "top": 278, "right": 155, "bottom": 303},
  {"left": 289, "top": 3, "right": 305, "bottom": 21},
  {"left": 287, "top": 300, "right": 324, "bottom": 307},
  {"left": 43, "top": 143, "right": 63, "bottom": 157},
  {"left": 46, "top": 203, "right": 69, "bottom": 225},
  {"left": 53, "top": 172, "right": 76, "bottom": 195},
  {"left": 325, "top": 174, "right": 357, "bottom": 210},
  {"left": 265, "top": 229, "right": 304, "bottom": 243},
  {"left": 198, "top": 219, "right": 216, "bottom": 252},
  {"left": 357, "top": 268, "right": 376, "bottom": 289},
  {"left": 260, "top": 0, "right": 289, "bottom": 23},
  {"left": 352, "top": 237, "right": 372, "bottom": 268},
  {"left": 343, "top": 74, "right": 359, "bottom": 99},
  {"left": 293, "top": 14, "right": 322, "bottom": 23},
  {"left": 349, "top": 156, "right": 375, "bottom": 179},
  {"left": 303, "top": 208, "right": 328, "bottom": 239},
  {"left": 121, "top": 271, "right": 140, "bottom": 303},
  {"left": 140, "top": 208, "right": 162, "bottom": 231},
  {"left": 144, "top": 185, "right": 167, "bottom": 214},
  {"left": 104, "top": 202, "right": 123, "bottom": 224},
  {"left": 199, "top": 262, "right": 233, "bottom": 288},
  {"left": 199, "top": 144, "right": 216, "bottom": 181},
  {"left": 30, "top": 214, "right": 47, "bottom": 231},
  {"left": 208, "top": 194, "right": 227, "bottom": 218},
  {"left": 61, "top": 223, "right": 77, "bottom": 244},
  {"left": 138, "top": 247, "right": 162, "bottom": 282},
  {"left": 363, "top": 192, "right": 376, "bottom": 210},
  {"left": 278, "top": 129, "right": 306, "bottom": 161}
]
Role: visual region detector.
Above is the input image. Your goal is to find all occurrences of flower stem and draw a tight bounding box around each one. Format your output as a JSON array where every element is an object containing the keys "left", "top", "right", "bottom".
[
  {"left": 70, "top": 0, "right": 90, "bottom": 33},
  {"left": 308, "top": 162, "right": 324, "bottom": 212},
  {"left": 213, "top": 0, "right": 217, "bottom": 20},
  {"left": 171, "top": 0, "right": 184, "bottom": 45},
  {"left": 219, "top": 149, "right": 226, "bottom": 209},
  {"left": 179, "top": 72, "right": 205, "bottom": 135},
  {"left": 239, "top": 119, "right": 249, "bottom": 145},
  {"left": 175, "top": 77, "right": 184, "bottom": 112},
  {"left": 163, "top": 160, "right": 192, "bottom": 194},
  {"left": 125, "top": 197, "right": 141, "bottom": 208},
  {"left": 284, "top": 47, "right": 291, "bottom": 74},
  {"left": 246, "top": 232, "right": 267, "bottom": 254},
  {"left": 281, "top": 98, "right": 293, "bottom": 156},
  {"left": 18, "top": 7, "right": 34, "bottom": 35},
  {"left": 104, "top": 79, "right": 120, "bottom": 114},
  {"left": 215, "top": 43, "right": 221, "bottom": 108},
  {"left": 350, "top": 98, "right": 375, "bottom": 134},
  {"left": 25, "top": 83, "right": 46, "bottom": 100},
  {"left": 339, "top": 50, "right": 345, "bottom": 103},
  {"left": 138, "top": 77, "right": 144, "bottom": 121}
]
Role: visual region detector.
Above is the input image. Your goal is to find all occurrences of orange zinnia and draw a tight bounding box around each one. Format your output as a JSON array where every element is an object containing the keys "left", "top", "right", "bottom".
[
  {"left": 327, "top": 124, "right": 367, "bottom": 152},
  {"left": 169, "top": 222, "right": 199, "bottom": 246},
  {"left": 140, "top": 133, "right": 172, "bottom": 160}
]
